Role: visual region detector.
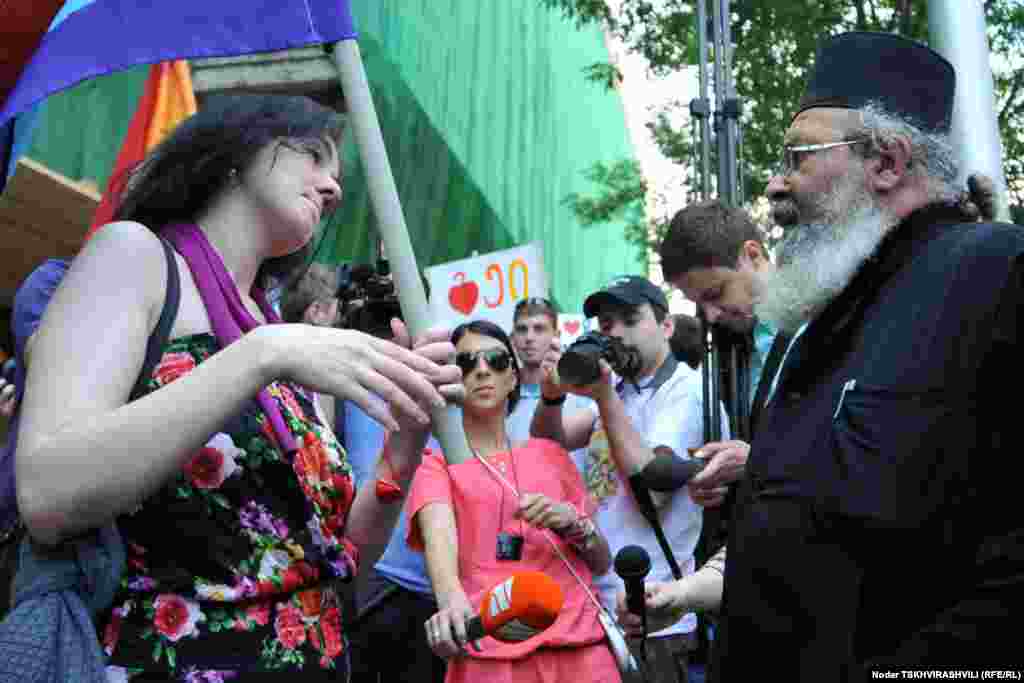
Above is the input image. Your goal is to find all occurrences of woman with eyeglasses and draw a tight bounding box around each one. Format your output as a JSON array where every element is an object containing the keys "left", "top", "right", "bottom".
[{"left": 407, "top": 319, "right": 620, "bottom": 682}]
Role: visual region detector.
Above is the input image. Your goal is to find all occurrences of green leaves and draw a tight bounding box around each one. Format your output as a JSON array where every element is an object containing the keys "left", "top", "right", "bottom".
[
  {"left": 582, "top": 62, "right": 623, "bottom": 88},
  {"left": 561, "top": 159, "right": 648, "bottom": 226},
  {"left": 545, "top": 0, "right": 1024, "bottom": 261}
]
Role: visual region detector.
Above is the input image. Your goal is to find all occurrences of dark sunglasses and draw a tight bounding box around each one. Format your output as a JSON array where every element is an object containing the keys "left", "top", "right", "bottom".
[{"left": 455, "top": 348, "right": 513, "bottom": 375}]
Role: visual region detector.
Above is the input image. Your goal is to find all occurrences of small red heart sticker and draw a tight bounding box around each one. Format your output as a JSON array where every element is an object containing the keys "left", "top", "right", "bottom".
[{"left": 563, "top": 320, "right": 581, "bottom": 335}]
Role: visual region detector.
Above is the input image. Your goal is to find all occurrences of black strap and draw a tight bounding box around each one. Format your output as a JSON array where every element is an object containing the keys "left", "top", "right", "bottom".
[
  {"left": 129, "top": 238, "right": 181, "bottom": 401},
  {"left": 617, "top": 353, "right": 687, "bottom": 581},
  {"left": 628, "top": 475, "right": 685, "bottom": 580}
]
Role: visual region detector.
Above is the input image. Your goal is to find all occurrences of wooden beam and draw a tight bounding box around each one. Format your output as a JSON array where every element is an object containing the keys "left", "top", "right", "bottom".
[
  {"left": 0, "top": 157, "right": 99, "bottom": 302},
  {"left": 190, "top": 47, "right": 346, "bottom": 110}
]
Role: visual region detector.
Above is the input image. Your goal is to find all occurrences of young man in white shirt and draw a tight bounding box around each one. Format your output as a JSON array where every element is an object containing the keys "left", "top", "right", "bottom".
[
  {"left": 531, "top": 275, "right": 718, "bottom": 683},
  {"left": 507, "top": 298, "right": 590, "bottom": 468}
]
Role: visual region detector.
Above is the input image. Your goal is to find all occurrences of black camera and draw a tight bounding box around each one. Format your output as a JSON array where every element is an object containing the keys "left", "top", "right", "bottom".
[
  {"left": 557, "top": 332, "right": 642, "bottom": 386},
  {"left": 336, "top": 260, "right": 402, "bottom": 338}
]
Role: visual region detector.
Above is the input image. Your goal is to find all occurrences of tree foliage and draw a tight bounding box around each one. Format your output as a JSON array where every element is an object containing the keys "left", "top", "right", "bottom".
[{"left": 543, "top": 0, "right": 1024, "bottom": 264}]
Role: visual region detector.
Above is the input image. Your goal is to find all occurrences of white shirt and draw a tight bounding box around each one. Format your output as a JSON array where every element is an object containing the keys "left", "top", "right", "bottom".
[{"left": 582, "top": 360, "right": 722, "bottom": 637}]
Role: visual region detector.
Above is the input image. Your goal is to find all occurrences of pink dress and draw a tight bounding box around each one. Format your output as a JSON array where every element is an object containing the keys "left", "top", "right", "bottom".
[{"left": 407, "top": 438, "right": 621, "bottom": 683}]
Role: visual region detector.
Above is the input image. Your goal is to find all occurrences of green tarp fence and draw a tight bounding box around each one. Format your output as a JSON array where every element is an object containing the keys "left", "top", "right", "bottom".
[{"left": 25, "top": 0, "right": 643, "bottom": 313}]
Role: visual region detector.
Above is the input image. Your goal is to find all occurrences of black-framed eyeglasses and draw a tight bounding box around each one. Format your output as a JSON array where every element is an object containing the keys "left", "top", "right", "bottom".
[
  {"left": 777, "top": 138, "right": 868, "bottom": 177},
  {"left": 455, "top": 348, "right": 514, "bottom": 375}
]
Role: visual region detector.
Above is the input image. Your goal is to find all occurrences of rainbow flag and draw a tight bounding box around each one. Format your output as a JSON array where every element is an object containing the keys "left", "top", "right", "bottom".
[
  {"left": 0, "top": 0, "right": 357, "bottom": 192},
  {"left": 86, "top": 61, "right": 198, "bottom": 238}
]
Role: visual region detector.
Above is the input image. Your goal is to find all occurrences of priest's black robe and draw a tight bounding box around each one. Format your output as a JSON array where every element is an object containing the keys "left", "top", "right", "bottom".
[{"left": 714, "top": 205, "right": 1024, "bottom": 680}]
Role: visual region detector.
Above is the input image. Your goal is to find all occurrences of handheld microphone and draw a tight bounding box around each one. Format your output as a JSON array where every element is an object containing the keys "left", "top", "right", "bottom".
[
  {"left": 465, "top": 571, "right": 564, "bottom": 642},
  {"left": 615, "top": 545, "right": 651, "bottom": 634}
]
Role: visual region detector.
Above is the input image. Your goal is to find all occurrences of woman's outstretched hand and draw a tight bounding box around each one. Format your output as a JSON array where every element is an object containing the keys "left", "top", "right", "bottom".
[{"left": 254, "top": 319, "right": 460, "bottom": 433}]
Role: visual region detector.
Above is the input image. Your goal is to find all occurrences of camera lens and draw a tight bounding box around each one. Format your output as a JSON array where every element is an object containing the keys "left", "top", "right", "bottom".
[{"left": 558, "top": 345, "right": 602, "bottom": 386}]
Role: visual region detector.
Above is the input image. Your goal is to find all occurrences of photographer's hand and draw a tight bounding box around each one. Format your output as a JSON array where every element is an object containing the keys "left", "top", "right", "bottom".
[
  {"left": 532, "top": 339, "right": 596, "bottom": 451},
  {"left": 539, "top": 338, "right": 566, "bottom": 400},
  {"left": 541, "top": 340, "right": 615, "bottom": 403},
  {"left": 564, "top": 359, "right": 615, "bottom": 404}
]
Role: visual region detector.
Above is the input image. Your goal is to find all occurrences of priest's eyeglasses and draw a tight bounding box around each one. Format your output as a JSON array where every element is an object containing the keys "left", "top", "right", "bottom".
[{"left": 778, "top": 139, "right": 868, "bottom": 176}]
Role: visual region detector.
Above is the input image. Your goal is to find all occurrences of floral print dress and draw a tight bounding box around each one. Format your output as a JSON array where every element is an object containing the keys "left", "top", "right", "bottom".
[{"left": 98, "top": 334, "right": 359, "bottom": 681}]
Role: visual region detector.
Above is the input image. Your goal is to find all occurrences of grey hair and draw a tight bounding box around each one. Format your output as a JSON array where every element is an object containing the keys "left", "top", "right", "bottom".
[{"left": 851, "top": 102, "right": 960, "bottom": 204}]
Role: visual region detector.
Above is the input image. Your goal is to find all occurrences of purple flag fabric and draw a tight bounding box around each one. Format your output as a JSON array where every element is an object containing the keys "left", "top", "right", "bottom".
[{"left": 0, "top": 0, "right": 357, "bottom": 131}]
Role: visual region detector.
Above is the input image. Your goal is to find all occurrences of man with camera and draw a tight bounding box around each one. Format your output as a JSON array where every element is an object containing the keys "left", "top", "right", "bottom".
[{"left": 531, "top": 275, "right": 712, "bottom": 683}]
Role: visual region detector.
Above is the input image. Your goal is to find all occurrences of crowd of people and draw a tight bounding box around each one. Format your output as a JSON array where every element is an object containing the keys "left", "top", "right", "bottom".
[{"left": 0, "top": 28, "right": 1021, "bottom": 683}]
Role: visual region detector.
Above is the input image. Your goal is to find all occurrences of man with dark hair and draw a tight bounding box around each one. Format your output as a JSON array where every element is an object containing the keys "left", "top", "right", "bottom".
[
  {"left": 660, "top": 200, "right": 767, "bottom": 323},
  {"left": 703, "top": 31, "right": 1024, "bottom": 679},
  {"left": 532, "top": 275, "right": 720, "bottom": 683},
  {"left": 655, "top": 203, "right": 781, "bottom": 680},
  {"left": 657, "top": 200, "right": 782, "bottom": 508}
]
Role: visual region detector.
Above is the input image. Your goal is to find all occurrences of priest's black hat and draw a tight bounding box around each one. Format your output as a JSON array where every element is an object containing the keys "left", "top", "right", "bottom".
[{"left": 795, "top": 32, "right": 955, "bottom": 133}]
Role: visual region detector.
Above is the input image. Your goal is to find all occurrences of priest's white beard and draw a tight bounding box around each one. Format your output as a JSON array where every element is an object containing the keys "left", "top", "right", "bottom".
[{"left": 756, "top": 169, "right": 897, "bottom": 334}]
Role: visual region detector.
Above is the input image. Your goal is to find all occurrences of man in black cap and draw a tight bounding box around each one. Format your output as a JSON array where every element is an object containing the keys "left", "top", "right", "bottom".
[
  {"left": 532, "top": 275, "right": 719, "bottom": 683},
  {"left": 710, "top": 31, "right": 1024, "bottom": 679}
]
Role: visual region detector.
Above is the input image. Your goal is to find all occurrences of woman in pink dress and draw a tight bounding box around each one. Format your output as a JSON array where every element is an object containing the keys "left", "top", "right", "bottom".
[{"left": 407, "top": 319, "right": 621, "bottom": 682}]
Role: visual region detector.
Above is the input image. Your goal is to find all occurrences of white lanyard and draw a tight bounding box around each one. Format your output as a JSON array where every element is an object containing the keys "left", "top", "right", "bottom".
[{"left": 472, "top": 450, "right": 608, "bottom": 618}]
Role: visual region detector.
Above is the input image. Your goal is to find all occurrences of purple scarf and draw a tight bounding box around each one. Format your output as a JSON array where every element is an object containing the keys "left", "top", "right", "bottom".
[{"left": 161, "top": 223, "right": 297, "bottom": 454}]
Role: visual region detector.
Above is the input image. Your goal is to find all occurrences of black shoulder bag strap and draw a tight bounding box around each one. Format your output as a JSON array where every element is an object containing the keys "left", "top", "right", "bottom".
[{"left": 129, "top": 238, "right": 181, "bottom": 401}]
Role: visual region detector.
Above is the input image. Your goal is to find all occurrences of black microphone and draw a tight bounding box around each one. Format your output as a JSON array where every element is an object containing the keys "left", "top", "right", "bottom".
[{"left": 615, "top": 545, "right": 651, "bottom": 620}]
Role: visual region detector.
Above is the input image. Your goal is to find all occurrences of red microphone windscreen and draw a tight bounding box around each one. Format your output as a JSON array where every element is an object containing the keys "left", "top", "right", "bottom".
[{"left": 479, "top": 571, "right": 564, "bottom": 640}]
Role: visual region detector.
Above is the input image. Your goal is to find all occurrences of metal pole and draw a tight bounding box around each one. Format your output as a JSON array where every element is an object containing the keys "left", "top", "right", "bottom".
[
  {"left": 695, "top": 0, "right": 712, "bottom": 200},
  {"left": 928, "top": 0, "right": 1011, "bottom": 221},
  {"left": 727, "top": 342, "right": 740, "bottom": 439},
  {"left": 694, "top": 1, "right": 716, "bottom": 443},
  {"left": 331, "top": 39, "right": 473, "bottom": 465},
  {"left": 712, "top": 0, "right": 726, "bottom": 203},
  {"left": 700, "top": 313, "right": 713, "bottom": 443},
  {"left": 709, "top": 329, "right": 722, "bottom": 442},
  {"left": 712, "top": 0, "right": 740, "bottom": 208}
]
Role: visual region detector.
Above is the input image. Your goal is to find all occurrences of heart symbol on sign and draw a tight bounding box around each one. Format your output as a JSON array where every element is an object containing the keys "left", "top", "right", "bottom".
[
  {"left": 563, "top": 320, "right": 581, "bottom": 335},
  {"left": 448, "top": 272, "right": 479, "bottom": 316}
]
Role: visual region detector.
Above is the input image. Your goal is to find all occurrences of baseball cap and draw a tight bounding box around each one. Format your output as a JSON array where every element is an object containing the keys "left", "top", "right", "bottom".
[{"left": 583, "top": 275, "right": 669, "bottom": 318}]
